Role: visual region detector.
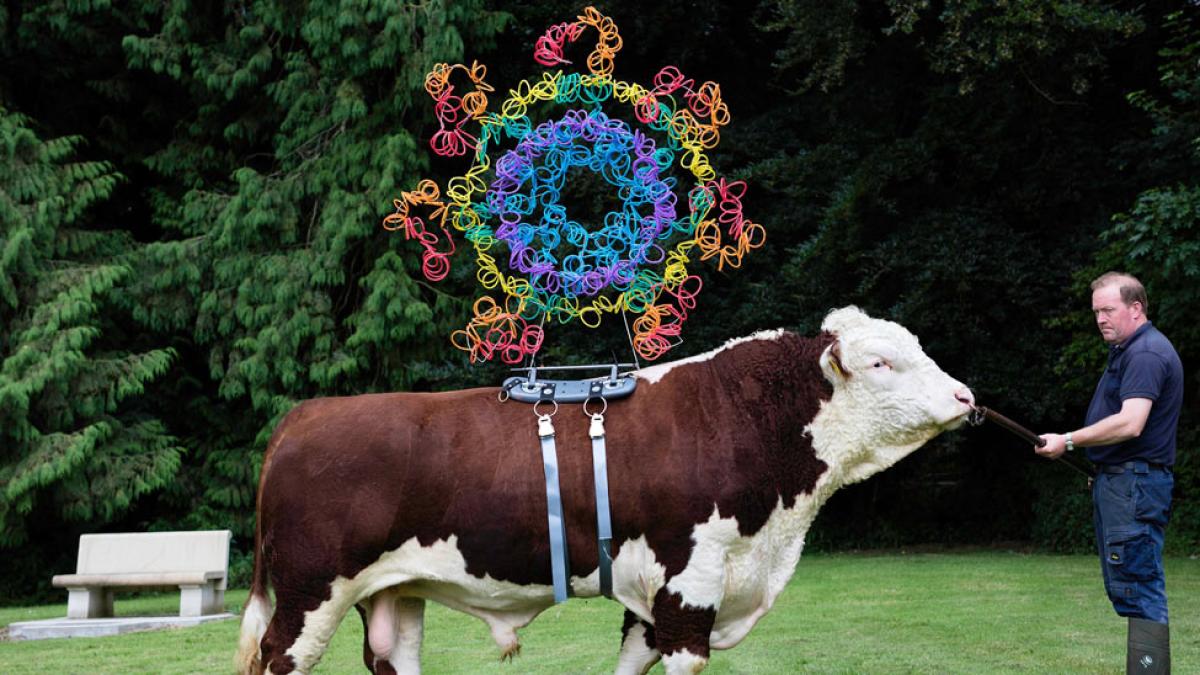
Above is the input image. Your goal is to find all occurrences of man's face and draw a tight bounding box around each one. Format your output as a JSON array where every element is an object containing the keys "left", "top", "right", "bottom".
[{"left": 1092, "top": 284, "right": 1141, "bottom": 345}]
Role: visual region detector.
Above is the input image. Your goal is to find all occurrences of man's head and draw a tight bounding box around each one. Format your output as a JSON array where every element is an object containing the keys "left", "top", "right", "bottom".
[{"left": 1090, "top": 271, "right": 1148, "bottom": 345}]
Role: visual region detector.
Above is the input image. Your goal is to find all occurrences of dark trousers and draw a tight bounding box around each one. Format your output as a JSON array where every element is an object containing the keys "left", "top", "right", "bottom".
[{"left": 1092, "top": 461, "right": 1173, "bottom": 623}]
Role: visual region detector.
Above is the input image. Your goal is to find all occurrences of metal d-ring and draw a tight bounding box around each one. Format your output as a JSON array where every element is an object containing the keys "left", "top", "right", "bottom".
[
  {"left": 583, "top": 396, "right": 608, "bottom": 417},
  {"left": 534, "top": 399, "right": 559, "bottom": 418}
]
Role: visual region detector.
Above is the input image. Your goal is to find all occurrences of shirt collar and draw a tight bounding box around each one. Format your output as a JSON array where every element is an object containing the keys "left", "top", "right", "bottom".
[{"left": 1111, "top": 320, "right": 1153, "bottom": 354}]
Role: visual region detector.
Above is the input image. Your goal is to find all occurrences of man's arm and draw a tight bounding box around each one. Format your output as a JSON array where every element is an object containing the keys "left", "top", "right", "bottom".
[{"left": 1036, "top": 397, "right": 1153, "bottom": 460}]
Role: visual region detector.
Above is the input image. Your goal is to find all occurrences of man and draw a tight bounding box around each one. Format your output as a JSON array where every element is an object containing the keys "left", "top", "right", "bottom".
[{"left": 1038, "top": 272, "right": 1182, "bottom": 674}]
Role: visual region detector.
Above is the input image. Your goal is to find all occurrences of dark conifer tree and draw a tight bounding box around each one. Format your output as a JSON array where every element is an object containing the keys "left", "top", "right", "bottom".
[{"left": 0, "top": 108, "right": 182, "bottom": 548}]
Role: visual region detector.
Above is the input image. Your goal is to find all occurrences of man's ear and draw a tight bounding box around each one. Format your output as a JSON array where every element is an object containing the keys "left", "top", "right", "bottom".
[{"left": 820, "top": 338, "right": 849, "bottom": 384}]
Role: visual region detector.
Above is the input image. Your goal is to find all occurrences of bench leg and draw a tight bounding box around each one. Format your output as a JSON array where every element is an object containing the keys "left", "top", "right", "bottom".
[
  {"left": 179, "top": 584, "right": 218, "bottom": 616},
  {"left": 209, "top": 588, "right": 225, "bottom": 614},
  {"left": 67, "top": 587, "right": 114, "bottom": 619}
]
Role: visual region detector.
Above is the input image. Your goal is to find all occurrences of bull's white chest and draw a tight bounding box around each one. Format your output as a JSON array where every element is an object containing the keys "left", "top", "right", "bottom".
[{"left": 711, "top": 497, "right": 824, "bottom": 647}]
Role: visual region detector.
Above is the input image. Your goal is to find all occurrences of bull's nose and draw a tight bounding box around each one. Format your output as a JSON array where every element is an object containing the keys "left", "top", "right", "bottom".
[{"left": 955, "top": 388, "right": 975, "bottom": 407}]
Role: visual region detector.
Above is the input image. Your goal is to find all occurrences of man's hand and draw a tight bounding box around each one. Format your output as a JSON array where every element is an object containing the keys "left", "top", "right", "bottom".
[{"left": 1036, "top": 433, "right": 1068, "bottom": 460}]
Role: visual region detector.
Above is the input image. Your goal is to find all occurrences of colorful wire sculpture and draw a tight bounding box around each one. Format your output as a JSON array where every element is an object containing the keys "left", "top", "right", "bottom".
[{"left": 386, "top": 6, "right": 765, "bottom": 364}]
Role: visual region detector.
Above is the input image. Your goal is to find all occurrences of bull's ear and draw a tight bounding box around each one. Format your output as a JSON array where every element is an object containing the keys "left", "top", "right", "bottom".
[
  {"left": 821, "top": 305, "right": 870, "bottom": 334},
  {"left": 820, "top": 338, "right": 850, "bottom": 383}
]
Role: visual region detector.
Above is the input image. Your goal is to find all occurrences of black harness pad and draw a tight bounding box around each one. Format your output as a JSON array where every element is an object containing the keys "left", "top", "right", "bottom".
[{"left": 502, "top": 364, "right": 638, "bottom": 404}]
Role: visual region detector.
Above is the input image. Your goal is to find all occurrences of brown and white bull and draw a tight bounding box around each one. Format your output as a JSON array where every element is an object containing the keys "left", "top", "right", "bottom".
[{"left": 235, "top": 306, "right": 975, "bottom": 674}]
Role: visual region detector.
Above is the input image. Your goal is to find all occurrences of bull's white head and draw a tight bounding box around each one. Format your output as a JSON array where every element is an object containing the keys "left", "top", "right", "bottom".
[{"left": 810, "top": 306, "right": 974, "bottom": 487}]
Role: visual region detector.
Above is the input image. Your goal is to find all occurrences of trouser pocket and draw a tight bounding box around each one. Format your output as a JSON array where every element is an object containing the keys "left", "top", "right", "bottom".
[
  {"left": 1105, "top": 526, "right": 1155, "bottom": 582},
  {"left": 1135, "top": 471, "right": 1173, "bottom": 528}
]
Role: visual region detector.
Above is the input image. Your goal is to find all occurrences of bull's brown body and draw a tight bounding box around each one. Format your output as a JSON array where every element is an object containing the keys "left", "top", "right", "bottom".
[
  {"left": 251, "top": 332, "right": 833, "bottom": 673},
  {"left": 239, "top": 308, "right": 974, "bottom": 674}
]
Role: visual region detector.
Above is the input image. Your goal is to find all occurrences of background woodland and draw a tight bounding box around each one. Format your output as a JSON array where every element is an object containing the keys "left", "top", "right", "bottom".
[{"left": 1, "top": 0, "right": 1197, "bottom": 602}]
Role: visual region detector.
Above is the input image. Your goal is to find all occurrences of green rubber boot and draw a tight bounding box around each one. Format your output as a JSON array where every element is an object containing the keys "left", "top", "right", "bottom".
[{"left": 1127, "top": 617, "right": 1169, "bottom": 674}]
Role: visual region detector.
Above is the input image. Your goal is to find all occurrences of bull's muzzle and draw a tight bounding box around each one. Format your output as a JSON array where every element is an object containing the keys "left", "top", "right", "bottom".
[{"left": 955, "top": 387, "right": 975, "bottom": 408}]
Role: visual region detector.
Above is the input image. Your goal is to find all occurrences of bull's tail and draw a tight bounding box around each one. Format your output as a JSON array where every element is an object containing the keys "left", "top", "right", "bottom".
[
  {"left": 236, "top": 410, "right": 302, "bottom": 674},
  {"left": 234, "top": 519, "right": 273, "bottom": 675}
]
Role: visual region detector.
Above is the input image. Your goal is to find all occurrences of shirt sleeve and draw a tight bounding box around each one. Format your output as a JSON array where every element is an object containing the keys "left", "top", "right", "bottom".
[{"left": 1120, "top": 351, "right": 1167, "bottom": 401}]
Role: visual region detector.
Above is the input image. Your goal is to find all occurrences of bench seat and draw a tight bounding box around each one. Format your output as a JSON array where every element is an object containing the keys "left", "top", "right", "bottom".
[
  {"left": 53, "top": 571, "right": 225, "bottom": 587},
  {"left": 53, "top": 530, "right": 231, "bottom": 619}
]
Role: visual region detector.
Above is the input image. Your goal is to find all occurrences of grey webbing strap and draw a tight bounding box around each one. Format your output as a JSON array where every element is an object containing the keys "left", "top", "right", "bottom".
[
  {"left": 538, "top": 413, "right": 571, "bottom": 603},
  {"left": 589, "top": 413, "right": 614, "bottom": 598}
]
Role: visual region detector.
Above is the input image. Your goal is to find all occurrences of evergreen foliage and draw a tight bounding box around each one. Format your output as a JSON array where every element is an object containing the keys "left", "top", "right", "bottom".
[
  {"left": 0, "top": 108, "right": 181, "bottom": 549},
  {"left": 115, "top": 0, "right": 506, "bottom": 562}
]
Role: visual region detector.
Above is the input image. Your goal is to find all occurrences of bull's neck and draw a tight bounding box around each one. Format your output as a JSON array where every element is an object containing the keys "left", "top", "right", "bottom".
[
  {"left": 708, "top": 331, "right": 922, "bottom": 505},
  {"left": 710, "top": 331, "right": 837, "bottom": 505}
]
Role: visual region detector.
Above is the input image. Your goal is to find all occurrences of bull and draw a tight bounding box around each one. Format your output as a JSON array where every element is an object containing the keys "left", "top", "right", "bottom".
[{"left": 235, "top": 306, "right": 975, "bottom": 674}]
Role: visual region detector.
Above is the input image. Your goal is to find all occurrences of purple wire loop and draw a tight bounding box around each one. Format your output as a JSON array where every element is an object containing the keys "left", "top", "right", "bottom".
[{"left": 482, "top": 108, "right": 681, "bottom": 300}]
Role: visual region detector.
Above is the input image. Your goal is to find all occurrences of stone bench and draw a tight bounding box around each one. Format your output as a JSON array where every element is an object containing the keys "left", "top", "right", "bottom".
[{"left": 52, "top": 530, "right": 232, "bottom": 619}]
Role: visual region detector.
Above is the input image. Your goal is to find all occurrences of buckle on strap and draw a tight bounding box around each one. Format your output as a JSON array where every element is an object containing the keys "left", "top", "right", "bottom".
[{"left": 511, "top": 364, "right": 627, "bottom": 602}]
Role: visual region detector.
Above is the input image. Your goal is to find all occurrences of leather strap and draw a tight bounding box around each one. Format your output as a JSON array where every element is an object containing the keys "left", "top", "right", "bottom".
[
  {"left": 589, "top": 413, "right": 614, "bottom": 598},
  {"left": 538, "top": 414, "right": 571, "bottom": 603}
]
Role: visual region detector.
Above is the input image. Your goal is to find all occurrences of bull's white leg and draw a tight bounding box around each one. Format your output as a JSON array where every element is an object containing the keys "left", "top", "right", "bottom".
[
  {"left": 386, "top": 597, "right": 425, "bottom": 674},
  {"left": 278, "top": 589, "right": 351, "bottom": 673},
  {"left": 661, "top": 649, "right": 709, "bottom": 674},
  {"left": 615, "top": 617, "right": 661, "bottom": 675},
  {"left": 367, "top": 591, "right": 425, "bottom": 674}
]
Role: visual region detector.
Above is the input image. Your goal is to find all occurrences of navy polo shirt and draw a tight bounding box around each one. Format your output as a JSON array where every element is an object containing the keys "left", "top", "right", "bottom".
[{"left": 1084, "top": 321, "right": 1184, "bottom": 466}]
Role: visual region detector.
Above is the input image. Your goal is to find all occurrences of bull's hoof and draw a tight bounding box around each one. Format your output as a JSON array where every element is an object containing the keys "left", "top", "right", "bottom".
[{"left": 499, "top": 642, "right": 522, "bottom": 662}]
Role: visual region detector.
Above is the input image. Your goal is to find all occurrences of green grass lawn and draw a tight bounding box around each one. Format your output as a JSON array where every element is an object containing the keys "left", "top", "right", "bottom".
[{"left": 1, "top": 551, "right": 1196, "bottom": 673}]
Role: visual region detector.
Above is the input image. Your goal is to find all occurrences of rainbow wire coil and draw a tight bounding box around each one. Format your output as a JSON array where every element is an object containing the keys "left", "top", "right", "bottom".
[{"left": 383, "top": 6, "right": 765, "bottom": 364}]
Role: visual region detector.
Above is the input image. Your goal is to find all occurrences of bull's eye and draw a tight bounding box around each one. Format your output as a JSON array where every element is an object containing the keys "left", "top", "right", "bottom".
[{"left": 872, "top": 360, "right": 892, "bottom": 370}]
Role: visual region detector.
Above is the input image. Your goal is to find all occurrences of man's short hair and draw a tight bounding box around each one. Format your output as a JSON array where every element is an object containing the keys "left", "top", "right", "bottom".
[{"left": 1091, "top": 271, "right": 1149, "bottom": 314}]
